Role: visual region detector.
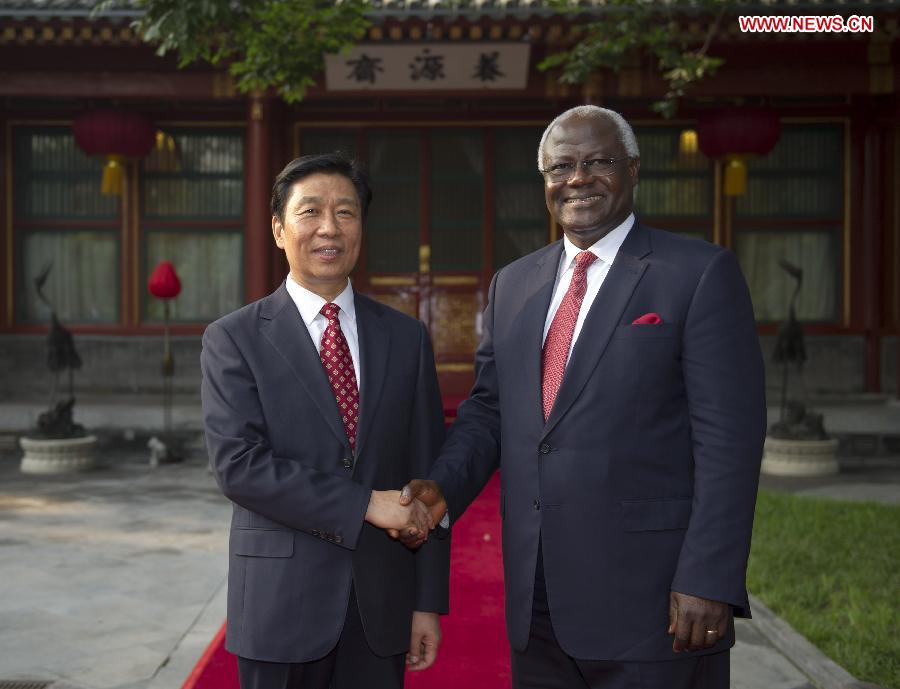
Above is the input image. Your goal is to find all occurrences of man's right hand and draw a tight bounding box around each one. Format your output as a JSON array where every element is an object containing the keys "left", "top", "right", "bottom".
[
  {"left": 400, "top": 480, "right": 447, "bottom": 529},
  {"left": 384, "top": 480, "right": 447, "bottom": 549},
  {"left": 365, "top": 490, "right": 431, "bottom": 541}
]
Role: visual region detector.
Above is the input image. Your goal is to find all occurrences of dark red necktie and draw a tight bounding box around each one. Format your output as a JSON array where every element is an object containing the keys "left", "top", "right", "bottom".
[
  {"left": 541, "top": 251, "right": 598, "bottom": 421},
  {"left": 319, "top": 303, "right": 360, "bottom": 451}
]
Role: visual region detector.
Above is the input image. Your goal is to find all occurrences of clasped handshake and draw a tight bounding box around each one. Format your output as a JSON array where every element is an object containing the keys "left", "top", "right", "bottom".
[{"left": 364, "top": 480, "right": 445, "bottom": 548}]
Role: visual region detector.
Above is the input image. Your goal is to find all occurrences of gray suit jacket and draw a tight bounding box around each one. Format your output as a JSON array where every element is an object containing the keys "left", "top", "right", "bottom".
[
  {"left": 201, "top": 284, "right": 449, "bottom": 663},
  {"left": 431, "top": 223, "right": 766, "bottom": 662}
]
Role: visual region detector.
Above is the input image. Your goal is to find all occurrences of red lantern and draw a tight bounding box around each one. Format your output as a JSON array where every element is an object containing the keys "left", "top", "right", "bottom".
[
  {"left": 697, "top": 108, "right": 781, "bottom": 196},
  {"left": 148, "top": 261, "right": 182, "bottom": 300},
  {"left": 73, "top": 110, "right": 155, "bottom": 196}
]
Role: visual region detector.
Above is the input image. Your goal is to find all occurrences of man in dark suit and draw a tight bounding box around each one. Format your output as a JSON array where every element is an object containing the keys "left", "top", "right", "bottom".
[
  {"left": 201, "top": 153, "right": 449, "bottom": 689},
  {"left": 401, "top": 106, "right": 766, "bottom": 688}
]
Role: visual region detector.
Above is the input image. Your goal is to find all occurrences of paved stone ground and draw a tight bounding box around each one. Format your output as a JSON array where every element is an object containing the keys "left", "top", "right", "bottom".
[
  {"left": 0, "top": 437, "right": 230, "bottom": 689},
  {"left": 760, "top": 458, "right": 900, "bottom": 505},
  {"left": 0, "top": 400, "right": 896, "bottom": 689},
  {"left": 733, "top": 620, "right": 817, "bottom": 689}
]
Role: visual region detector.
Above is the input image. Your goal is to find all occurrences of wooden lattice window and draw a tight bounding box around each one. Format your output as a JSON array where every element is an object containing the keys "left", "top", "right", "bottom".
[
  {"left": 140, "top": 129, "right": 245, "bottom": 323},
  {"left": 13, "top": 127, "right": 119, "bottom": 324}
]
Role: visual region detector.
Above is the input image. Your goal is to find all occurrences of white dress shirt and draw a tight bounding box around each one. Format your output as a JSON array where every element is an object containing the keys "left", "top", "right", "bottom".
[
  {"left": 284, "top": 275, "right": 362, "bottom": 392},
  {"left": 541, "top": 213, "right": 635, "bottom": 357}
]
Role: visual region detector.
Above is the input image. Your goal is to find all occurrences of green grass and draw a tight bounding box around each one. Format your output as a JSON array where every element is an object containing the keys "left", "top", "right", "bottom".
[{"left": 747, "top": 489, "right": 900, "bottom": 688}]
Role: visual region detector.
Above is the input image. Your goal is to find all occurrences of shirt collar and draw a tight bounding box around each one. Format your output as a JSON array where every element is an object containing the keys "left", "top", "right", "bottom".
[
  {"left": 284, "top": 275, "right": 356, "bottom": 327},
  {"left": 561, "top": 212, "right": 635, "bottom": 269}
]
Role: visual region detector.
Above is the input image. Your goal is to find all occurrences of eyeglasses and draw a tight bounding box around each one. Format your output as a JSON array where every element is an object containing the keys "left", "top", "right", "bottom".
[{"left": 540, "top": 158, "right": 628, "bottom": 182}]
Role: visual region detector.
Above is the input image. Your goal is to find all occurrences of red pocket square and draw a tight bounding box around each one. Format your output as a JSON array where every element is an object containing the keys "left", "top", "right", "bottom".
[{"left": 632, "top": 312, "right": 662, "bottom": 325}]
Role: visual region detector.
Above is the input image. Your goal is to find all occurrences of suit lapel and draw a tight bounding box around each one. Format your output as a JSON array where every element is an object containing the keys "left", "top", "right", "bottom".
[
  {"left": 353, "top": 293, "right": 390, "bottom": 459},
  {"left": 511, "top": 241, "right": 564, "bottom": 430},
  {"left": 259, "top": 284, "right": 351, "bottom": 453},
  {"left": 542, "top": 224, "right": 652, "bottom": 439}
]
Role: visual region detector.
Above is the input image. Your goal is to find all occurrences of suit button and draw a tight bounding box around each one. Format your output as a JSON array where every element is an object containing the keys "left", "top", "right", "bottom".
[
  {"left": 342, "top": 457, "right": 353, "bottom": 469},
  {"left": 334, "top": 535, "right": 343, "bottom": 544},
  {"left": 533, "top": 499, "right": 540, "bottom": 511},
  {"left": 539, "top": 443, "right": 551, "bottom": 455},
  {"left": 311, "top": 529, "right": 320, "bottom": 537}
]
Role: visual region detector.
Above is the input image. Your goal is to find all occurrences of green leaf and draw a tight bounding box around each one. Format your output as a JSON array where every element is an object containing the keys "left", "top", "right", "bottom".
[
  {"left": 537, "top": 0, "right": 734, "bottom": 118},
  {"left": 130, "top": 0, "right": 368, "bottom": 103}
]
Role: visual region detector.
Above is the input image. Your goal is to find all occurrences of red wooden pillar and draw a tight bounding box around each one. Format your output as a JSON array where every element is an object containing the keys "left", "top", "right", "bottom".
[
  {"left": 893, "top": 126, "right": 900, "bottom": 400},
  {"left": 0, "top": 115, "right": 9, "bottom": 327},
  {"left": 268, "top": 98, "right": 289, "bottom": 292},
  {"left": 245, "top": 92, "right": 273, "bottom": 304},
  {"left": 482, "top": 128, "right": 495, "bottom": 291},
  {"left": 862, "top": 122, "right": 885, "bottom": 392},
  {"left": 418, "top": 129, "right": 431, "bottom": 326}
]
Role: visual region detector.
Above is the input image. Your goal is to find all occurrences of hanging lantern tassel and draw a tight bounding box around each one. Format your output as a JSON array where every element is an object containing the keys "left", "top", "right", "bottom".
[
  {"left": 679, "top": 128, "right": 699, "bottom": 155},
  {"left": 724, "top": 155, "right": 748, "bottom": 196},
  {"left": 100, "top": 155, "right": 126, "bottom": 196}
]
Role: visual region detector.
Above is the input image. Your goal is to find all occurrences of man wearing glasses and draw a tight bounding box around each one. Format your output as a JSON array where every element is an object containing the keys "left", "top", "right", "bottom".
[{"left": 401, "top": 106, "right": 766, "bottom": 688}]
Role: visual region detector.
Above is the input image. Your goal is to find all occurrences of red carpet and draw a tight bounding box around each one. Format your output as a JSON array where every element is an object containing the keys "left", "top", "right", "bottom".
[
  {"left": 183, "top": 473, "right": 509, "bottom": 689},
  {"left": 181, "top": 623, "right": 235, "bottom": 689},
  {"left": 407, "top": 472, "right": 509, "bottom": 688}
]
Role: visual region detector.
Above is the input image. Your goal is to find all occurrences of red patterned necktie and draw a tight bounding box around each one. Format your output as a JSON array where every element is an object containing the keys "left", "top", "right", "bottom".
[
  {"left": 319, "top": 303, "right": 360, "bottom": 451},
  {"left": 541, "top": 250, "right": 598, "bottom": 421}
]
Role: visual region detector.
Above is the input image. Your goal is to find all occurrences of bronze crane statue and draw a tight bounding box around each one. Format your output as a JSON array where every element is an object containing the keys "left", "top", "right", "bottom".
[
  {"left": 769, "top": 259, "right": 827, "bottom": 440},
  {"left": 35, "top": 262, "right": 82, "bottom": 403},
  {"left": 34, "top": 262, "right": 84, "bottom": 437},
  {"left": 772, "top": 258, "right": 806, "bottom": 420}
]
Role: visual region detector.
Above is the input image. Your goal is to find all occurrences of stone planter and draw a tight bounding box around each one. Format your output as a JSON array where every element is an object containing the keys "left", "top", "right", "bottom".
[
  {"left": 761, "top": 436, "right": 839, "bottom": 477},
  {"left": 19, "top": 435, "right": 98, "bottom": 474}
]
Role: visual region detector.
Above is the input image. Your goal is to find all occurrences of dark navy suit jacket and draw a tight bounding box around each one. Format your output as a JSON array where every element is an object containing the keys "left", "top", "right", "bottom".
[
  {"left": 201, "top": 284, "right": 449, "bottom": 663},
  {"left": 430, "top": 223, "right": 766, "bottom": 662}
]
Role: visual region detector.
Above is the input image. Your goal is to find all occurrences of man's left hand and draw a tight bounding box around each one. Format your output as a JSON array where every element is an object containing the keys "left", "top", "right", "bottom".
[
  {"left": 365, "top": 490, "right": 432, "bottom": 541},
  {"left": 407, "top": 610, "right": 441, "bottom": 671},
  {"left": 667, "top": 591, "right": 728, "bottom": 652}
]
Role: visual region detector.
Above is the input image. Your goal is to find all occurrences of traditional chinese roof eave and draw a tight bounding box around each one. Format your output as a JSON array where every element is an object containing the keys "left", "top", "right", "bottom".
[
  {"left": 0, "top": 9, "right": 139, "bottom": 19},
  {"left": 1, "top": 0, "right": 898, "bottom": 22},
  {"left": 364, "top": 9, "right": 551, "bottom": 22},
  {"left": 364, "top": 2, "right": 898, "bottom": 22}
]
